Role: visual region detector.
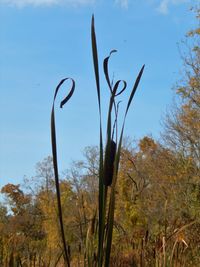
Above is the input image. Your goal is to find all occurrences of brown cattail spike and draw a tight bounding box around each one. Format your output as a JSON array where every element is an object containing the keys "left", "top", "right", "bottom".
[{"left": 103, "top": 140, "right": 116, "bottom": 186}]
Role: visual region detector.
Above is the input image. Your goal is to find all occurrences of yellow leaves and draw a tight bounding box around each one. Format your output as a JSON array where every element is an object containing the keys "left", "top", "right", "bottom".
[
  {"left": 179, "top": 104, "right": 200, "bottom": 133},
  {"left": 176, "top": 76, "right": 200, "bottom": 101},
  {"left": 139, "top": 136, "right": 157, "bottom": 153},
  {"left": 189, "top": 77, "right": 199, "bottom": 88},
  {"left": 195, "top": 28, "right": 200, "bottom": 35},
  {"left": 187, "top": 27, "right": 200, "bottom": 37},
  {"left": 176, "top": 86, "right": 189, "bottom": 98}
]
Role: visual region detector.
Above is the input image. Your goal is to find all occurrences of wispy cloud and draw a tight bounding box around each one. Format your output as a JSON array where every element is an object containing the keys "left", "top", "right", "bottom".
[
  {"left": 115, "top": 0, "right": 129, "bottom": 9},
  {"left": 157, "top": 0, "right": 188, "bottom": 15},
  {"left": 0, "top": 0, "right": 190, "bottom": 11},
  {"left": 0, "top": 0, "right": 95, "bottom": 7}
]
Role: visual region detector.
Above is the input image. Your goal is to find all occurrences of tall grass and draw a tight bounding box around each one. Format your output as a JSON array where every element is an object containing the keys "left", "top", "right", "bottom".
[
  {"left": 91, "top": 15, "right": 144, "bottom": 267},
  {"left": 51, "top": 78, "right": 75, "bottom": 267},
  {"left": 51, "top": 16, "right": 144, "bottom": 267}
]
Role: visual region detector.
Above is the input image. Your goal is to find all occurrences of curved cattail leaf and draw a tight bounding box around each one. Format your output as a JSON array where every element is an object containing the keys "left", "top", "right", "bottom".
[
  {"left": 112, "top": 80, "right": 127, "bottom": 97},
  {"left": 103, "top": 50, "right": 117, "bottom": 92},
  {"left": 103, "top": 140, "right": 116, "bottom": 186},
  {"left": 107, "top": 80, "right": 126, "bottom": 137},
  {"left": 53, "top": 78, "right": 75, "bottom": 107},
  {"left": 51, "top": 77, "right": 75, "bottom": 267},
  {"left": 60, "top": 82, "right": 75, "bottom": 108},
  {"left": 106, "top": 80, "right": 126, "bottom": 144}
]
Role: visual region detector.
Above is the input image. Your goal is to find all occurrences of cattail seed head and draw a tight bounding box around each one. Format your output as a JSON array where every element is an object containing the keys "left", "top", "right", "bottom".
[{"left": 103, "top": 140, "right": 116, "bottom": 186}]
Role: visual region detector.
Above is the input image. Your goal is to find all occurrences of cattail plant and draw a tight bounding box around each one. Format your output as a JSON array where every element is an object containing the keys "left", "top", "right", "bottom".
[
  {"left": 50, "top": 16, "right": 144, "bottom": 267},
  {"left": 91, "top": 15, "right": 144, "bottom": 267},
  {"left": 51, "top": 78, "right": 75, "bottom": 267}
]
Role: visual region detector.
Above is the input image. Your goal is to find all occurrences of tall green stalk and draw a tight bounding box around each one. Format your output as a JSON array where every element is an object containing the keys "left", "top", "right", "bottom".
[
  {"left": 91, "top": 16, "right": 145, "bottom": 267},
  {"left": 51, "top": 78, "right": 75, "bottom": 267},
  {"left": 51, "top": 15, "right": 144, "bottom": 267}
]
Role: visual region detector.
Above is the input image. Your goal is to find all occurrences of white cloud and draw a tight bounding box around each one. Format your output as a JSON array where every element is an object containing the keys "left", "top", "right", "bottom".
[
  {"left": 0, "top": 0, "right": 95, "bottom": 7},
  {"left": 157, "top": 0, "right": 169, "bottom": 14},
  {"left": 0, "top": 0, "right": 190, "bottom": 10},
  {"left": 115, "top": 0, "right": 129, "bottom": 9},
  {"left": 157, "top": 0, "right": 188, "bottom": 15}
]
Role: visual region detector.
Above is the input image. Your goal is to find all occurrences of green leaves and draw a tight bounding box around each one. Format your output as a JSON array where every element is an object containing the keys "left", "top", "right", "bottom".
[
  {"left": 125, "top": 64, "right": 145, "bottom": 116},
  {"left": 103, "top": 49, "right": 117, "bottom": 92},
  {"left": 51, "top": 15, "right": 144, "bottom": 267},
  {"left": 91, "top": 14, "right": 105, "bottom": 267},
  {"left": 91, "top": 15, "right": 101, "bottom": 112},
  {"left": 91, "top": 15, "right": 145, "bottom": 267},
  {"left": 51, "top": 78, "right": 75, "bottom": 267}
]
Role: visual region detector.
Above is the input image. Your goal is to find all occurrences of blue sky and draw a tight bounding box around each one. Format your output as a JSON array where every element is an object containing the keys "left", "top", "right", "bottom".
[{"left": 0, "top": 0, "right": 196, "bottom": 187}]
